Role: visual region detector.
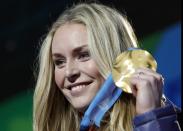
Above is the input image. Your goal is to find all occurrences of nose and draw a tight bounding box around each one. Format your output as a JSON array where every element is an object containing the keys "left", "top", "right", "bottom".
[{"left": 65, "top": 60, "right": 80, "bottom": 83}]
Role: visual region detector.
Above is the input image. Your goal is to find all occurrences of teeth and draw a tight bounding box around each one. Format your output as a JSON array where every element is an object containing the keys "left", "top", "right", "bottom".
[{"left": 71, "top": 85, "right": 86, "bottom": 91}]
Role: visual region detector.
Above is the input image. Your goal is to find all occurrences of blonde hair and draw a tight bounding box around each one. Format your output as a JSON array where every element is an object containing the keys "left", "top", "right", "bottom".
[{"left": 34, "top": 3, "right": 138, "bottom": 131}]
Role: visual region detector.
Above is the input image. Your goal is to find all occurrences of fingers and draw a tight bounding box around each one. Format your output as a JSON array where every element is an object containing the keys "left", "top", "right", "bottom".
[
  {"left": 133, "top": 72, "right": 162, "bottom": 101},
  {"left": 135, "top": 68, "right": 164, "bottom": 92},
  {"left": 129, "top": 68, "right": 164, "bottom": 114},
  {"left": 136, "top": 68, "right": 164, "bottom": 85}
]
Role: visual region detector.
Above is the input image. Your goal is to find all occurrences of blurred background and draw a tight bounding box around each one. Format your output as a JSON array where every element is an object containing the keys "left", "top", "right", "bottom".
[{"left": 0, "top": 0, "right": 181, "bottom": 131}]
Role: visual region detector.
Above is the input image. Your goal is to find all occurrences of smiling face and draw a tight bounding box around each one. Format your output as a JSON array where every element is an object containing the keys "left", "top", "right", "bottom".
[{"left": 52, "top": 23, "right": 104, "bottom": 111}]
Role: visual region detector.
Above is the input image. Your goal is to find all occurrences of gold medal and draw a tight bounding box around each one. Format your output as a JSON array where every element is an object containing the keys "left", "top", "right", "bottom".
[{"left": 112, "top": 49, "right": 157, "bottom": 93}]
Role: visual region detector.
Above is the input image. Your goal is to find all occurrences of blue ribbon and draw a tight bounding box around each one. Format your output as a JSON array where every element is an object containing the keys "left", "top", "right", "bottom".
[{"left": 80, "top": 74, "right": 122, "bottom": 130}]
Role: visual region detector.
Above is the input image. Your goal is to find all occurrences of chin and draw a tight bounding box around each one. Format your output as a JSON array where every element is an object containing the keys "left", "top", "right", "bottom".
[{"left": 72, "top": 102, "right": 90, "bottom": 112}]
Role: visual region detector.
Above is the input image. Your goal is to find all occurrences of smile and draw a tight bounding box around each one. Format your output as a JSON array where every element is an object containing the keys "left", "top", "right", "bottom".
[
  {"left": 71, "top": 85, "right": 86, "bottom": 91},
  {"left": 67, "top": 82, "right": 92, "bottom": 90},
  {"left": 67, "top": 82, "right": 92, "bottom": 96}
]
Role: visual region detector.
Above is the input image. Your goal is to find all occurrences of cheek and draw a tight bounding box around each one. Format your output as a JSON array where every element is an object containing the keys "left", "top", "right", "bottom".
[
  {"left": 88, "top": 61, "right": 100, "bottom": 75},
  {"left": 83, "top": 61, "right": 104, "bottom": 83},
  {"left": 54, "top": 68, "right": 64, "bottom": 89}
]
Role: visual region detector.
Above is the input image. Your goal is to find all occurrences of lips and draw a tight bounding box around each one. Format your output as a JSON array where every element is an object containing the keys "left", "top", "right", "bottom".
[
  {"left": 67, "top": 82, "right": 92, "bottom": 90},
  {"left": 66, "top": 81, "right": 93, "bottom": 96}
]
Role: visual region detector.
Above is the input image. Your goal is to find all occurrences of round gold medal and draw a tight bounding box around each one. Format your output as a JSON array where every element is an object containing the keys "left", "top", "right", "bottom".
[{"left": 112, "top": 49, "right": 157, "bottom": 93}]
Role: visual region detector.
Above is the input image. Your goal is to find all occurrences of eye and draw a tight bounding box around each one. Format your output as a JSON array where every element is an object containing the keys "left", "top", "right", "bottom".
[
  {"left": 78, "top": 51, "right": 90, "bottom": 61},
  {"left": 54, "top": 59, "right": 66, "bottom": 68}
]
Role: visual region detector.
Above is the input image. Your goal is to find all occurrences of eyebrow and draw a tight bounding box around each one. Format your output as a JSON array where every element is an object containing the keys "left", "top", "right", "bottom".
[
  {"left": 52, "top": 53, "right": 63, "bottom": 58},
  {"left": 73, "top": 45, "right": 88, "bottom": 52},
  {"left": 52, "top": 45, "right": 88, "bottom": 58}
]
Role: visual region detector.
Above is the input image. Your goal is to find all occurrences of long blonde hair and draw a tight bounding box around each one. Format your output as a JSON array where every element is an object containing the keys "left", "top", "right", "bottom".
[{"left": 34, "top": 3, "right": 138, "bottom": 131}]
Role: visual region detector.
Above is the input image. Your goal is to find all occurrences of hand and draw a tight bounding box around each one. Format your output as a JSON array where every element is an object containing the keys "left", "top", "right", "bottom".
[{"left": 130, "top": 68, "right": 164, "bottom": 115}]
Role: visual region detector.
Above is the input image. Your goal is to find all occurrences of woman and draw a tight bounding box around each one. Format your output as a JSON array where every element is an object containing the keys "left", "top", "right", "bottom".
[{"left": 33, "top": 3, "right": 180, "bottom": 131}]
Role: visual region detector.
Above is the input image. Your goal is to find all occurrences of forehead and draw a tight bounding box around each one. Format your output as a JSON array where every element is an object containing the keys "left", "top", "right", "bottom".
[{"left": 51, "top": 23, "right": 88, "bottom": 53}]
